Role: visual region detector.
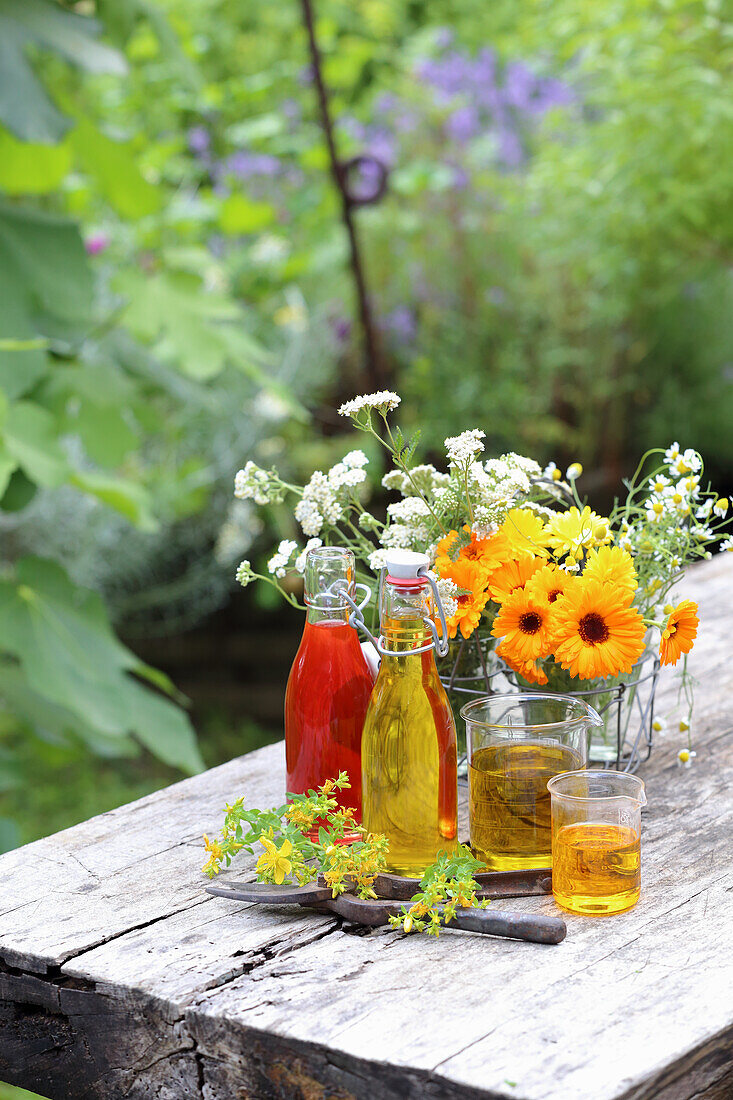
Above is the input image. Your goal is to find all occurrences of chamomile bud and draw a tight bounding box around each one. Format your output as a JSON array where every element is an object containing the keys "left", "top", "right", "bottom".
[
  {"left": 663, "top": 604, "right": 675, "bottom": 616},
  {"left": 679, "top": 718, "right": 690, "bottom": 733},
  {"left": 566, "top": 462, "right": 583, "bottom": 481},
  {"left": 714, "top": 497, "right": 729, "bottom": 516}
]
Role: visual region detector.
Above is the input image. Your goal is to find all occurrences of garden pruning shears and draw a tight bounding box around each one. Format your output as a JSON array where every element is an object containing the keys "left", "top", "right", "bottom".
[{"left": 206, "top": 866, "right": 566, "bottom": 945}]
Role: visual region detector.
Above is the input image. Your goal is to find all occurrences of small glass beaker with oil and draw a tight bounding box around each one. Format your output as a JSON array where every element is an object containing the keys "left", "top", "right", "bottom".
[
  {"left": 547, "top": 770, "right": 647, "bottom": 915},
  {"left": 461, "top": 694, "right": 598, "bottom": 871}
]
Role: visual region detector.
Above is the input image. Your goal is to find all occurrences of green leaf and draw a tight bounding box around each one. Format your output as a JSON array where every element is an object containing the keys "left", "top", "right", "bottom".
[
  {"left": 0, "top": 0, "right": 126, "bottom": 144},
  {"left": 0, "top": 201, "right": 93, "bottom": 329},
  {"left": 0, "top": 468, "right": 36, "bottom": 512},
  {"left": 0, "top": 443, "right": 17, "bottom": 498},
  {"left": 0, "top": 126, "right": 72, "bottom": 193},
  {"left": 3, "top": 401, "right": 69, "bottom": 487},
  {"left": 70, "top": 470, "right": 157, "bottom": 531},
  {"left": 70, "top": 118, "right": 163, "bottom": 219},
  {"left": 0, "top": 557, "right": 202, "bottom": 774},
  {"left": 218, "top": 194, "right": 277, "bottom": 235}
]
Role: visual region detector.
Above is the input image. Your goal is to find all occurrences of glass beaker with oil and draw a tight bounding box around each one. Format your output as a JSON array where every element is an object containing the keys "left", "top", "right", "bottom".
[
  {"left": 461, "top": 694, "right": 599, "bottom": 871},
  {"left": 547, "top": 770, "right": 646, "bottom": 915},
  {"left": 360, "top": 551, "right": 458, "bottom": 877}
]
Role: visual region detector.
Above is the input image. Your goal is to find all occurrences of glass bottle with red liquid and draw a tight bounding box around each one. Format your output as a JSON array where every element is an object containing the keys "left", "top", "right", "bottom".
[{"left": 284, "top": 547, "right": 374, "bottom": 839}]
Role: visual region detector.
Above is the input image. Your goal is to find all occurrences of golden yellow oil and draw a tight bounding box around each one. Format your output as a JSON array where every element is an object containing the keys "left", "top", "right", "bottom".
[
  {"left": 469, "top": 741, "right": 581, "bottom": 870},
  {"left": 552, "top": 822, "right": 641, "bottom": 915},
  {"left": 361, "top": 616, "right": 458, "bottom": 877}
]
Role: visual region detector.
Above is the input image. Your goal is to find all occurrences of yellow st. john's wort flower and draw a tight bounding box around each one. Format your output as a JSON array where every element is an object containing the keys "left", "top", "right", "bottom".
[
  {"left": 256, "top": 835, "right": 293, "bottom": 884},
  {"left": 201, "top": 834, "right": 225, "bottom": 877}
]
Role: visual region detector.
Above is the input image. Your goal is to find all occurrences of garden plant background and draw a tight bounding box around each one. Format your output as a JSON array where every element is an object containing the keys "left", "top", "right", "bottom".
[{"left": 0, "top": 3, "right": 731, "bottom": 1092}]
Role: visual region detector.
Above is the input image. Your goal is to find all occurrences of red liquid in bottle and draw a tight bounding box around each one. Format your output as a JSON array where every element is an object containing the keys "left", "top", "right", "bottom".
[{"left": 285, "top": 618, "right": 374, "bottom": 837}]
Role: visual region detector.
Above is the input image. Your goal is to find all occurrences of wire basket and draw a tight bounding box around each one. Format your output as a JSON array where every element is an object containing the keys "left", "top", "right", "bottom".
[{"left": 440, "top": 636, "right": 659, "bottom": 774}]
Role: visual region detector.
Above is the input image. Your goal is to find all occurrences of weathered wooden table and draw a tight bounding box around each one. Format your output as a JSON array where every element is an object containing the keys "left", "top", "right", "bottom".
[{"left": 2, "top": 555, "right": 732, "bottom": 1100}]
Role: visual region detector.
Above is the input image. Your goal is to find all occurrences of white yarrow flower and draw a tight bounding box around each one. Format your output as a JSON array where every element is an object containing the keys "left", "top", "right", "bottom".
[
  {"left": 342, "top": 449, "right": 369, "bottom": 469},
  {"left": 445, "top": 429, "right": 485, "bottom": 467},
  {"left": 267, "top": 539, "right": 298, "bottom": 578},
  {"left": 338, "top": 391, "right": 401, "bottom": 417},
  {"left": 235, "top": 560, "right": 255, "bottom": 587},
  {"left": 294, "top": 538, "right": 322, "bottom": 574}
]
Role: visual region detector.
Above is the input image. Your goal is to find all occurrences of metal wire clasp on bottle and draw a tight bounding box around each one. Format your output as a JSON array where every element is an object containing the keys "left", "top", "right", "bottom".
[{"left": 342, "top": 566, "right": 450, "bottom": 659}]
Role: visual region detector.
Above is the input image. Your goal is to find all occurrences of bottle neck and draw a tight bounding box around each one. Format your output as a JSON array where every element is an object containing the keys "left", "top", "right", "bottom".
[
  {"left": 380, "top": 579, "right": 435, "bottom": 657},
  {"left": 306, "top": 603, "right": 350, "bottom": 626}
]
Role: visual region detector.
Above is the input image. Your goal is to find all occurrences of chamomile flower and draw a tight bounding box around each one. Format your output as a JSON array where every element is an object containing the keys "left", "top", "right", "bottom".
[
  {"left": 566, "top": 462, "right": 583, "bottom": 481},
  {"left": 651, "top": 716, "right": 666, "bottom": 737},
  {"left": 669, "top": 449, "right": 701, "bottom": 478},
  {"left": 644, "top": 495, "right": 667, "bottom": 524},
  {"left": 713, "top": 497, "right": 729, "bottom": 517},
  {"left": 543, "top": 461, "right": 563, "bottom": 482},
  {"left": 664, "top": 441, "right": 681, "bottom": 465},
  {"left": 677, "top": 748, "right": 696, "bottom": 767},
  {"left": 649, "top": 473, "right": 671, "bottom": 494},
  {"left": 721, "top": 537, "right": 733, "bottom": 552}
]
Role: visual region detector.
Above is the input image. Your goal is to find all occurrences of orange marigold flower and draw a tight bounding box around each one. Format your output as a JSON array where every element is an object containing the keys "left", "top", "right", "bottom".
[
  {"left": 552, "top": 579, "right": 646, "bottom": 680},
  {"left": 443, "top": 557, "right": 491, "bottom": 639},
  {"left": 458, "top": 525, "right": 508, "bottom": 572},
  {"left": 659, "top": 600, "right": 699, "bottom": 666},
  {"left": 582, "top": 545, "right": 637, "bottom": 603},
  {"left": 526, "top": 563, "right": 573, "bottom": 606},
  {"left": 491, "top": 588, "right": 556, "bottom": 664},
  {"left": 496, "top": 643, "right": 549, "bottom": 686},
  {"left": 488, "top": 556, "right": 544, "bottom": 605},
  {"left": 434, "top": 529, "right": 461, "bottom": 573},
  {"left": 499, "top": 508, "right": 549, "bottom": 561}
]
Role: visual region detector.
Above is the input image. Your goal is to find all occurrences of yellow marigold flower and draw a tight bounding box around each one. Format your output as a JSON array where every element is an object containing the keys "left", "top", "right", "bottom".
[
  {"left": 256, "top": 835, "right": 293, "bottom": 885},
  {"left": 552, "top": 579, "right": 646, "bottom": 680},
  {"left": 488, "top": 556, "right": 544, "bottom": 605},
  {"left": 545, "top": 506, "right": 611, "bottom": 559},
  {"left": 492, "top": 588, "right": 556, "bottom": 664},
  {"left": 659, "top": 600, "right": 699, "bottom": 667},
  {"left": 582, "top": 546, "right": 638, "bottom": 604},
  {"left": 526, "top": 563, "right": 573, "bottom": 606},
  {"left": 499, "top": 508, "right": 549, "bottom": 561}
]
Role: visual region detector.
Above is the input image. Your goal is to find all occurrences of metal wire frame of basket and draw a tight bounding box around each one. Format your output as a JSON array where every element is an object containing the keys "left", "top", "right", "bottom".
[{"left": 439, "top": 635, "right": 660, "bottom": 775}]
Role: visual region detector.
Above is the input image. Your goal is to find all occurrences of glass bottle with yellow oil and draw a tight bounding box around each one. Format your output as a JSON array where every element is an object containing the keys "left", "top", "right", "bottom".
[{"left": 361, "top": 551, "right": 458, "bottom": 877}]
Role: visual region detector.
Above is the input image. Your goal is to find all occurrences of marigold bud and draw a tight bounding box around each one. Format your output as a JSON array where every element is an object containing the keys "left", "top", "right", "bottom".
[{"left": 593, "top": 524, "right": 607, "bottom": 540}]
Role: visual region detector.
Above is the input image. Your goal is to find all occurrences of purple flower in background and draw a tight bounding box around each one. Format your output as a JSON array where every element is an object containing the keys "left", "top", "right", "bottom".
[
  {"left": 188, "top": 126, "right": 211, "bottom": 155},
  {"left": 446, "top": 105, "right": 480, "bottom": 143},
  {"left": 85, "top": 233, "right": 109, "bottom": 256},
  {"left": 382, "top": 306, "right": 417, "bottom": 345},
  {"left": 226, "top": 151, "right": 281, "bottom": 179},
  {"left": 332, "top": 317, "right": 352, "bottom": 344},
  {"left": 435, "top": 27, "right": 455, "bottom": 49},
  {"left": 497, "top": 128, "right": 524, "bottom": 167}
]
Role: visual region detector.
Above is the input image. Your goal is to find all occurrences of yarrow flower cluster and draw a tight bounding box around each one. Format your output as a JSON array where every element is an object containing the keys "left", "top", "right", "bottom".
[
  {"left": 268, "top": 540, "right": 298, "bottom": 577},
  {"left": 445, "top": 429, "right": 486, "bottom": 467},
  {"left": 338, "top": 391, "right": 401, "bottom": 418},
  {"left": 234, "top": 461, "right": 286, "bottom": 506}
]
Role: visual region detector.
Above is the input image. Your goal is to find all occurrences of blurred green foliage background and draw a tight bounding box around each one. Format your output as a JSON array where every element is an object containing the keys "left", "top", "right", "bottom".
[{"left": 0, "top": 3, "right": 731, "bottom": 1089}]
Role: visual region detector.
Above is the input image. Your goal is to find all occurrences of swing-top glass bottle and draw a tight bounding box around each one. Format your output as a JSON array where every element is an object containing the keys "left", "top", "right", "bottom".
[
  {"left": 360, "top": 550, "right": 458, "bottom": 876},
  {"left": 284, "top": 546, "right": 373, "bottom": 837}
]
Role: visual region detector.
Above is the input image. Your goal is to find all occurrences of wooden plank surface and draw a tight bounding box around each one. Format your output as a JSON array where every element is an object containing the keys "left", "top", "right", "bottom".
[{"left": 1, "top": 554, "right": 732, "bottom": 1100}]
